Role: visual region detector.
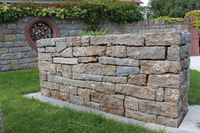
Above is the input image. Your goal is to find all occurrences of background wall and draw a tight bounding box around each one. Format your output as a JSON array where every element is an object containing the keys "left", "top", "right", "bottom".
[{"left": 0, "top": 17, "right": 191, "bottom": 71}]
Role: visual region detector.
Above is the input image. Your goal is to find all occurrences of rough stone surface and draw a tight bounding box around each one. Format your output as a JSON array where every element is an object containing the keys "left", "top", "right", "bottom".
[
  {"left": 127, "top": 47, "right": 166, "bottom": 59},
  {"left": 38, "top": 33, "right": 190, "bottom": 128}
]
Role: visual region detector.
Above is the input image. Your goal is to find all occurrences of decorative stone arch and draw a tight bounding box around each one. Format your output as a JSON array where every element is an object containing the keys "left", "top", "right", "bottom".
[{"left": 25, "top": 17, "right": 60, "bottom": 50}]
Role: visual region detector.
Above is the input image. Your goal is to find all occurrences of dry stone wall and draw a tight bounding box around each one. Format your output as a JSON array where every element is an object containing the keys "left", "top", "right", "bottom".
[{"left": 38, "top": 32, "right": 190, "bottom": 127}]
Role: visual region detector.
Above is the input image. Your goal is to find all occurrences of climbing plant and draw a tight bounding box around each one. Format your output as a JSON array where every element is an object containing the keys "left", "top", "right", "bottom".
[
  {"left": 0, "top": 1, "right": 142, "bottom": 31},
  {"left": 185, "top": 10, "right": 200, "bottom": 34}
]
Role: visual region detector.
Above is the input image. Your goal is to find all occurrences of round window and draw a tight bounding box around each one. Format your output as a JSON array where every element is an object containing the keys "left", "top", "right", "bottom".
[{"left": 25, "top": 17, "right": 60, "bottom": 50}]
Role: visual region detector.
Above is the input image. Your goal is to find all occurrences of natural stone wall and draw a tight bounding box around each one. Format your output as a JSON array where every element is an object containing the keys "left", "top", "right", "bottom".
[
  {"left": 0, "top": 17, "right": 84, "bottom": 71},
  {"left": 0, "top": 17, "right": 190, "bottom": 71},
  {"left": 37, "top": 32, "right": 190, "bottom": 127}
]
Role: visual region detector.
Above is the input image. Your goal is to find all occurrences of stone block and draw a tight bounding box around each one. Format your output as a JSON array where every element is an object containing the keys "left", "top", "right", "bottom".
[
  {"left": 56, "top": 41, "right": 67, "bottom": 53},
  {"left": 53, "top": 58, "right": 78, "bottom": 65},
  {"left": 38, "top": 61, "right": 56, "bottom": 71},
  {"left": 66, "top": 36, "right": 81, "bottom": 46},
  {"left": 117, "top": 66, "right": 139, "bottom": 77},
  {"left": 72, "top": 64, "right": 85, "bottom": 73},
  {"left": 62, "top": 65, "right": 72, "bottom": 78},
  {"left": 127, "top": 47, "right": 166, "bottom": 59},
  {"left": 41, "top": 81, "right": 59, "bottom": 91},
  {"left": 99, "top": 57, "right": 139, "bottom": 66},
  {"left": 103, "top": 76, "right": 127, "bottom": 84},
  {"left": 78, "top": 88, "right": 91, "bottom": 101},
  {"left": 48, "top": 75, "right": 70, "bottom": 85},
  {"left": 85, "top": 64, "right": 116, "bottom": 76},
  {"left": 78, "top": 57, "right": 98, "bottom": 63},
  {"left": 90, "top": 35, "right": 112, "bottom": 45},
  {"left": 145, "top": 33, "right": 181, "bottom": 46},
  {"left": 140, "top": 61, "right": 181, "bottom": 74},
  {"left": 112, "top": 34, "right": 144, "bottom": 46},
  {"left": 70, "top": 95, "right": 84, "bottom": 105},
  {"left": 139, "top": 101, "right": 179, "bottom": 118},
  {"left": 46, "top": 47, "right": 56, "bottom": 53},
  {"left": 60, "top": 85, "right": 77, "bottom": 95},
  {"left": 10, "top": 60, "right": 19, "bottom": 70},
  {"left": 125, "top": 96, "right": 139, "bottom": 110},
  {"left": 40, "top": 71, "right": 47, "bottom": 81},
  {"left": 0, "top": 48, "right": 8, "bottom": 54},
  {"left": 106, "top": 46, "right": 126, "bottom": 57},
  {"left": 116, "top": 84, "right": 155, "bottom": 100},
  {"left": 165, "top": 88, "right": 180, "bottom": 103},
  {"left": 128, "top": 74, "right": 146, "bottom": 86},
  {"left": 1, "top": 53, "right": 20, "bottom": 60},
  {"left": 73, "top": 73, "right": 103, "bottom": 82},
  {"left": 4, "top": 34, "right": 16, "bottom": 41},
  {"left": 41, "top": 88, "right": 50, "bottom": 97},
  {"left": 100, "top": 103, "right": 124, "bottom": 116},
  {"left": 73, "top": 46, "right": 106, "bottom": 57},
  {"left": 157, "top": 115, "right": 183, "bottom": 127},
  {"left": 59, "top": 92, "right": 70, "bottom": 101},
  {"left": 125, "top": 109, "right": 156, "bottom": 123},
  {"left": 167, "top": 45, "right": 180, "bottom": 61},
  {"left": 156, "top": 88, "right": 164, "bottom": 102},
  {"left": 61, "top": 47, "right": 73, "bottom": 57},
  {"left": 50, "top": 90, "right": 60, "bottom": 99},
  {"left": 148, "top": 74, "right": 180, "bottom": 88},
  {"left": 38, "top": 53, "right": 52, "bottom": 61}
]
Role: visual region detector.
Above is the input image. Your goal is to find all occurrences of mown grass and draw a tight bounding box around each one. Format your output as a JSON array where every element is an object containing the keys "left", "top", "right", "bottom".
[
  {"left": 189, "top": 70, "right": 200, "bottom": 105},
  {"left": 0, "top": 69, "right": 163, "bottom": 133}
]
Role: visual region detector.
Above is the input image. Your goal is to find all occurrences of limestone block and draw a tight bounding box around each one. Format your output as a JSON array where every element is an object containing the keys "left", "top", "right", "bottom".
[
  {"left": 38, "top": 53, "right": 52, "bottom": 61},
  {"left": 139, "top": 101, "right": 179, "bottom": 118},
  {"left": 73, "top": 73, "right": 103, "bottom": 82},
  {"left": 117, "top": 66, "right": 139, "bottom": 77},
  {"left": 4, "top": 34, "right": 16, "bottom": 41},
  {"left": 66, "top": 36, "right": 81, "bottom": 46},
  {"left": 56, "top": 41, "right": 67, "bottom": 53},
  {"left": 60, "top": 85, "right": 77, "bottom": 95},
  {"left": 59, "top": 92, "right": 70, "bottom": 101},
  {"left": 38, "top": 61, "right": 56, "bottom": 71},
  {"left": 46, "top": 47, "right": 56, "bottom": 53},
  {"left": 61, "top": 47, "right": 73, "bottom": 57},
  {"left": 62, "top": 65, "right": 72, "bottom": 78},
  {"left": 72, "top": 64, "right": 85, "bottom": 73},
  {"left": 106, "top": 46, "right": 126, "bottom": 57},
  {"left": 48, "top": 75, "right": 70, "bottom": 85},
  {"left": 125, "top": 96, "right": 139, "bottom": 110},
  {"left": 128, "top": 74, "right": 146, "bottom": 86},
  {"left": 85, "top": 64, "right": 116, "bottom": 76},
  {"left": 125, "top": 109, "right": 156, "bottom": 123},
  {"left": 156, "top": 88, "right": 164, "bottom": 102},
  {"left": 73, "top": 46, "right": 106, "bottom": 57},
  {"left": 90, "top": 35, "right": 113, "bottom": 45},
  {"left": 40, "top": 71, "right": 47, "bottom": 81},
  {"left": 140, "top": 61, "right": 181, "bottom": 74},
  {"left": 165, "top": 88, "right": 180, "bottom": 103},
  {"left": 103, "top": 76, "right": 127, "bottom": 84},
  {"left": 10, "top": 60, "right": 19, "bottom": 70},
  {"left": 99, "top": 57, "right": 139, "bottom": 66},
  {"left": 53, "top": 58, "right": 78, "bottom": 65},
  {"left": 70, "top": 95, "right": 84, "bottom": 105},
  {"left": 167, "top": 45, "right": 180, "bottom": 61},
  {"left": 145, "top": 33, "right": 181, "bottom": 46},
  {"left": 157, "top": 115, "right": 183, "bottom": 128},
  {"left": 148, "top": 74, "right": 180, "bottom": 88},
  {"left": 127, "top": 47, "right": 166, "bottom": 59},
  {"left": 78, "top": 57, "right": 98, "bottom": 63},
  {"left": 41, "top": 81, "right": 59, "bottom": 91},
  {"left": 116, "top": 84, "right": 155, "bottom": 100},
  {"left": 78, "top": 88, "right": 91, "bottom": 101}
]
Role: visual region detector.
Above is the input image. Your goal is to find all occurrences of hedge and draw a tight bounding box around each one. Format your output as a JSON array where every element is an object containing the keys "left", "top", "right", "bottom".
[{"left": 0, "top": 1, "right": 142, "bottom": 31}]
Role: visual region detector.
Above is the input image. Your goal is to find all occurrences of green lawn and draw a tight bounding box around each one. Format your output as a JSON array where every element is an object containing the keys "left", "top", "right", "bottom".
[
  {"left": 0, "top": 69, "right": 163, "bottom": 133},
  {"left": 189, "top": 70, "right": 200, "bottom": 105}
]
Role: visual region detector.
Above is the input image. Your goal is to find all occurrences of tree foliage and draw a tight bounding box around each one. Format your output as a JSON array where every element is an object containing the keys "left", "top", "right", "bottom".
[{"left": 150, "top": 0, "right": 200, "bottom": 18}]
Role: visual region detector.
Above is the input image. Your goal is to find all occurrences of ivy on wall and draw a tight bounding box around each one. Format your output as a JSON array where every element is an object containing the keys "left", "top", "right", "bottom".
[
  {"left": 0, "top": 1, "right": 142, "bottom": 31},
  {"left": 151, "top": 16, "right": 184, "bottom": 24},
  {"left": 185, "top": 10, "right": 200, "bottom": 34}
]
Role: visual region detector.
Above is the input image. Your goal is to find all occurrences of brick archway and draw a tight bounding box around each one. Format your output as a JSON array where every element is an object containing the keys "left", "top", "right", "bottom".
[{"left": 25, "top": 17, "right": 60, "bottom": 50}]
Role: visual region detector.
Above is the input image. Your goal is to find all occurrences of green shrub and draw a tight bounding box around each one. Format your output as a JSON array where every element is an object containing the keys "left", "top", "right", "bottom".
[
  {"left": 0, "top": 1, "right": 142, "bottom": 31},
  {"left": 151, "top": 16, "right": 184, "bottom": 24}
]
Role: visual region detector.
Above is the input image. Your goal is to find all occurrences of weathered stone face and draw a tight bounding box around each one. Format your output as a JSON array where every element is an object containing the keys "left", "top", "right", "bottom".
[{"left": 38, "top": 33, "right": 190, "bottom": 128}]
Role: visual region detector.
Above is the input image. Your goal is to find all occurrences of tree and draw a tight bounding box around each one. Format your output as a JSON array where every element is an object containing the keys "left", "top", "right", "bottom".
[{"left": 150, "top": 0, "right": 200, "bottom": 18}]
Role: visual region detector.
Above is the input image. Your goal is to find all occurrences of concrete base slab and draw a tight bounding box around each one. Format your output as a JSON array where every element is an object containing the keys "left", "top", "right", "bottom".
[
  {"left": 190, "top": 56, "right": 200, "bottom": 72},
  {"left": 24, "top": 92, "right": 200, "bottom": 133}
]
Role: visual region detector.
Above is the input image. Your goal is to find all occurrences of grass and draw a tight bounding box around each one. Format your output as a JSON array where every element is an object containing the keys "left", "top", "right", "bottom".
[
  {"left": 189, "top": 70, "right": 200, "bottom": 105},
  {"left": 0, "top": 69, "right": 163, "bottom": 133}
]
